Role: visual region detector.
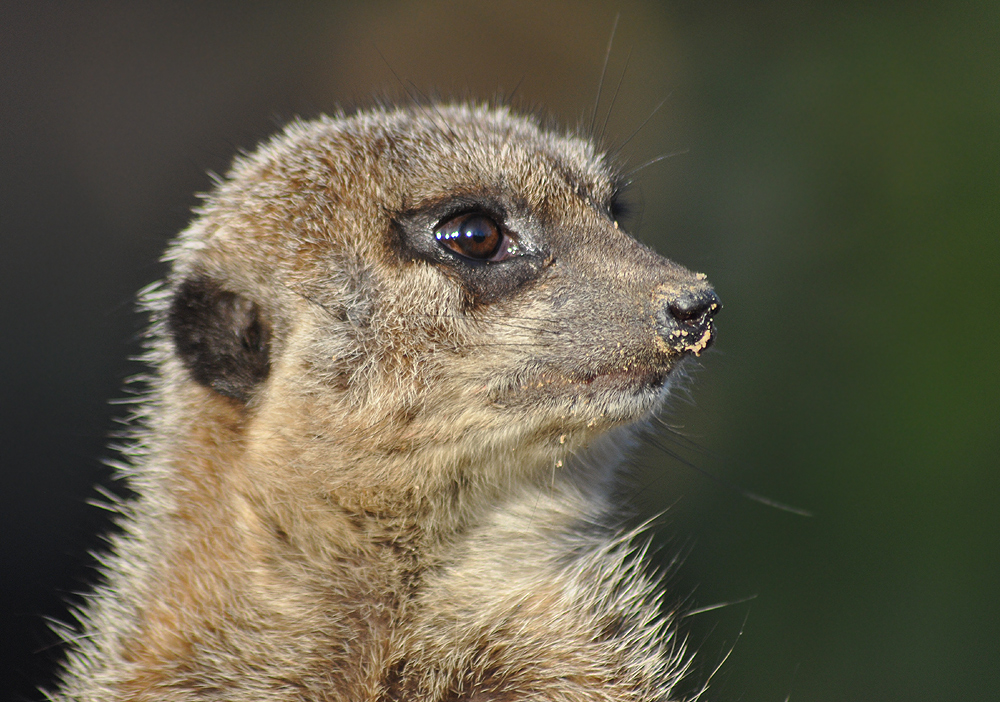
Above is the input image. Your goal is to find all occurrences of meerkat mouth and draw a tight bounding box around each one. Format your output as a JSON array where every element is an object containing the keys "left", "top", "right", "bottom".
[
  {"left": 535, "top": 366, "right": 672, "bottom": 393},
  {"left": 489, "top": 362, "right": 678, "bottom": 421}
]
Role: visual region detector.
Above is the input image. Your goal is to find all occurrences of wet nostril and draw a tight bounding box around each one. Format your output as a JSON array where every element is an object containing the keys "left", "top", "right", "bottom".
[
  {"left": 668, "top": 290, "right": 721, "bottom": 325},
  {"left": 668, "top": 303, "right": 704, "bottom": 325}
]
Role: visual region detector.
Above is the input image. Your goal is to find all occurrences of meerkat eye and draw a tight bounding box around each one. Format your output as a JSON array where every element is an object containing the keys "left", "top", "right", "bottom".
[{"left": 435, "top": 213, "right": 515, "bottom": 262}]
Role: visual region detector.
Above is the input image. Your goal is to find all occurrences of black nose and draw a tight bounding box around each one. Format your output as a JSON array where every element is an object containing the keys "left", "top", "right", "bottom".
[{"left": 657, "top": 287, "right": 721, "bottom": 356}]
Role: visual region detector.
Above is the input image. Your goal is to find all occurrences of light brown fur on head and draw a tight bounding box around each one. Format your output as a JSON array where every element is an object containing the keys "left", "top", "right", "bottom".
[{"left": 52, "top": 104, "right": 719, "bottom": 701}]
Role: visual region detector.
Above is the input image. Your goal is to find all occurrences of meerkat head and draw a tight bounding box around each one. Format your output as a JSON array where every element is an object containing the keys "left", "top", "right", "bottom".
[{"left": 159, "top": 104, "right": 718, "bottom": 502}]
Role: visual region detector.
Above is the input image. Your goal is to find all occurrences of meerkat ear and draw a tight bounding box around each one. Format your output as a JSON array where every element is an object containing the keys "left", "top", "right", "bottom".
[{"left": 167, "top": 276, "right": 271, "bottom": 403}]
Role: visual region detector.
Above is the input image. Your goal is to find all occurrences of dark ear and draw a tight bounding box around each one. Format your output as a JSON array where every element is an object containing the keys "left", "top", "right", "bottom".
[{"left": 167, "top": 276, "right": 271, "bottom": 403}]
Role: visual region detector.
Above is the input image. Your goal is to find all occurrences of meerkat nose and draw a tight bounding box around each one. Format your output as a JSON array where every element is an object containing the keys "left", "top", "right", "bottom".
[
  {"left": 668, "top": 288, "right": 721, "bottom": 326},
  {"left": 658, "top": 286, "right": 722, "bottom": 356}
]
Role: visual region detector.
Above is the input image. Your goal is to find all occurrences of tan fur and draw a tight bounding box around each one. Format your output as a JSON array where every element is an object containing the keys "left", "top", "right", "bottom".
[{"left": 50, "top": 104, "right": 719, "bottom": 701}]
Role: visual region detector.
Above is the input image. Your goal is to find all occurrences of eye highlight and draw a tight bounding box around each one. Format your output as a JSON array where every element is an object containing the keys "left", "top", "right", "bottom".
[{"left": 435, "top": 213, "right": 516, "bottom": 262}]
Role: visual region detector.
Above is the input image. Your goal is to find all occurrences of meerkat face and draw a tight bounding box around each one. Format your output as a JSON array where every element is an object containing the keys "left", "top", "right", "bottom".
[{"left": 163, "top": 105, "right": 717, "bottom": 485}]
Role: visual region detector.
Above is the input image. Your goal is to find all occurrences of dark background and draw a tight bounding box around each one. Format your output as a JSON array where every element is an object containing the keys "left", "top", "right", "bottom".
[{"left": 2, "top": 2, "right": 997, "bottom": 700}]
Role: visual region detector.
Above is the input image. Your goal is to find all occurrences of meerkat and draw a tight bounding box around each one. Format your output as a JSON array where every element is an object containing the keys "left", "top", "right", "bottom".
[{"left": 50, "top": 103, "right": 720, "bottom": 701}]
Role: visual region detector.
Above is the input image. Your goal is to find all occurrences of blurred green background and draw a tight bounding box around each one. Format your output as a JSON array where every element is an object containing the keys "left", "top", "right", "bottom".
[{"left": 2, "top": 2, "right": 996, "bottom": 700}]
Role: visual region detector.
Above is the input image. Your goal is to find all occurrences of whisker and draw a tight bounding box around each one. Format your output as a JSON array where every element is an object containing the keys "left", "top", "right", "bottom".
[
  {"left": 374, "top": 44, "right": 420, "bottom": 105},
  {"left": 504, "top": 74, "right": 526, "bottom": 105},
  {"left": 599, "top": 46, "right": 632, "bottom": 145},
  {"left": 621, "top": 149, "right": 690, "bottom": 179},
  {"left": 610, "top": 94, "right": 670, "bottom": 159},
  {"left": 652, "top": 416, "right": 719, "bottom": 457},
  {"left": 590, "top": 13, "right": 620, "bottom": 137},
  {"left": 408, "top": 80, "right": 455, "bottom": 134},
  {"left": 281, "top": 283, "right": 341, "bottom": 319},
  {"left": 646, "top": 434, "right": 813, "bottom": 517}
]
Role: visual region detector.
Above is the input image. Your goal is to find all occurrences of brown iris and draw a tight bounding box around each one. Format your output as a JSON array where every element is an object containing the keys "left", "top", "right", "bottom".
[{"left": 435, "top": 213, "right": 512, "bottom": 262}]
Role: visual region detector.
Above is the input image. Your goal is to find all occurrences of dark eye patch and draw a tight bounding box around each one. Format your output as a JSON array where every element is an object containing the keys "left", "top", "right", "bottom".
[{"left": 388, "top": 196, "right": 548, "bottom": 308}]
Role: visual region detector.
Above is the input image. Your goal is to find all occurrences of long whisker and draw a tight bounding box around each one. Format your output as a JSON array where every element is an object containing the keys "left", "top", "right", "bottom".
[
  {"left": 652, "top": 416, "right": 719, "bottom": 457},
  {"left": 646, "top": 434, "right": 813, "bottom": 517},
  {"left": 599, "top": 46, "right": 632, "bottom": 145},
  {"left": 621, "top": 149, "right": 690, "bottom": 179},
  {"left": 610, "top": 94, "right": 670, "bottom": 159},
  {"left": 590, "top": 13, "right": 620, "bottom": 137},
  {"left": 374, "top": 44, "right": 420, "bottom": 105},
  {"left": 504, "top": 74, "right": 526, "bottom": 105}
]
